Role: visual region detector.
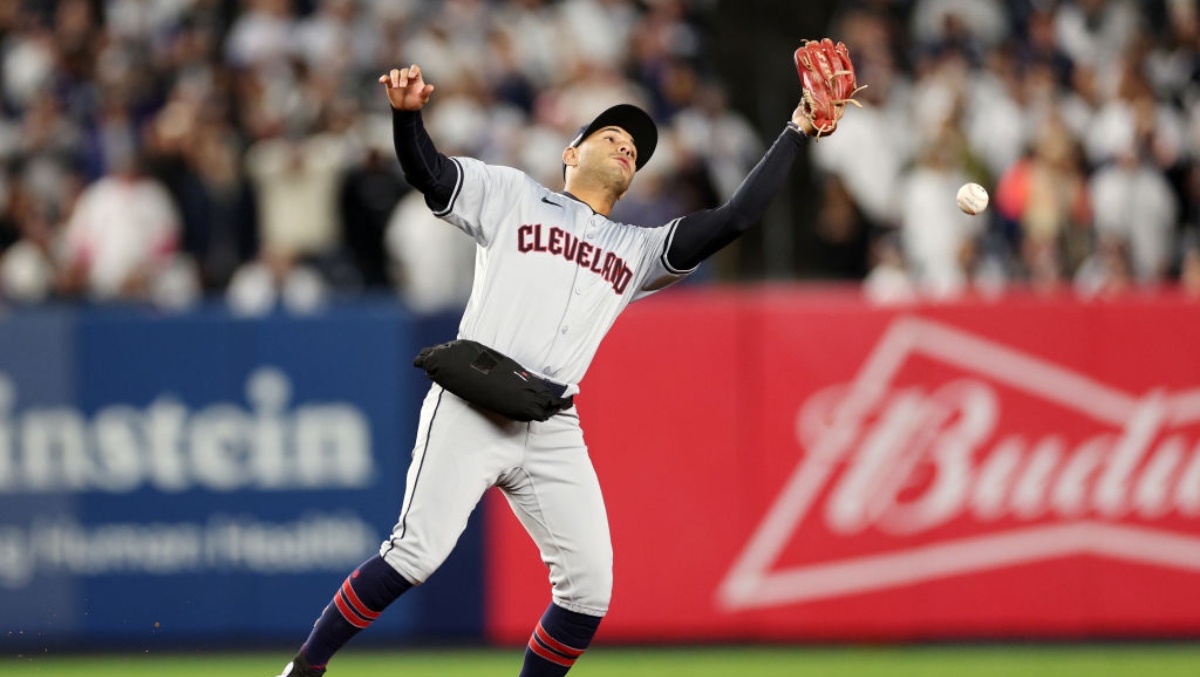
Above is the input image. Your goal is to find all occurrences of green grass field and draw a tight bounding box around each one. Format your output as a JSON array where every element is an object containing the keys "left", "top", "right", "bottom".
[{"left": 8, "top": 645, "right": 1200, "bottom": 677}]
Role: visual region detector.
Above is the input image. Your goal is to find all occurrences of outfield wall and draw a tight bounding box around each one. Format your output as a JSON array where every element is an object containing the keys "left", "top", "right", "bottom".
[
  {"left": 0, "top": 302, "right": 478, "bottom": 649},
  {"left": 3, "top": 288, "right": 1200, "bottom": 649}
]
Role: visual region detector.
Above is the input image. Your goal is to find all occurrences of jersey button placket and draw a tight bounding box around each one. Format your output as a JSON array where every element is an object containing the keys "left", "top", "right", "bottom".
[{"left": 546, "top": 224, "right": 588, "bottom": 381}]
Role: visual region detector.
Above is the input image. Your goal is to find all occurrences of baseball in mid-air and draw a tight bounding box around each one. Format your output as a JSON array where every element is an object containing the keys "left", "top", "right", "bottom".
[{"left": 956, "top": 182, "right": 989, "bottom": 216}]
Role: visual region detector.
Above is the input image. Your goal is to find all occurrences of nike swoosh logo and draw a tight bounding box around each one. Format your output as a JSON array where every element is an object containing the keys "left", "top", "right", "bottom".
[{"left": 541, "top": 196, "right": 563, "bottom": 208}]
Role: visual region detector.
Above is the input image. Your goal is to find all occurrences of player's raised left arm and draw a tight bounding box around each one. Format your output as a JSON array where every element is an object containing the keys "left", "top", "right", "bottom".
[
  {"left": 659, "top": 38, "right": 860, "bottom": 274},
  {"left": 661, "top": 117, "right": 810, "bottom": 273}
]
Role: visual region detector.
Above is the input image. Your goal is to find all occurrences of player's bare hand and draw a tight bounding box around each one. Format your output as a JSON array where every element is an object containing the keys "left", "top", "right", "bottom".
[
  {"left": 379, "top": 65, "right": 435, "bottom": 111},
  {"left": 791, "top": 101, "right": 821, "bottom": 137}
]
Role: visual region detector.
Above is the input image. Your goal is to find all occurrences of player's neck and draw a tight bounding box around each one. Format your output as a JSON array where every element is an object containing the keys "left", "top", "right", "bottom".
[{"left": 561, "top": 180, "right": 618, "bottom": 217}]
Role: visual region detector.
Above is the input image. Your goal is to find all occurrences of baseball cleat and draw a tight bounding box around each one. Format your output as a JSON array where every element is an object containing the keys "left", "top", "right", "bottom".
[{"left": 273, "top": 652, "right": 325, "bottom": 677}]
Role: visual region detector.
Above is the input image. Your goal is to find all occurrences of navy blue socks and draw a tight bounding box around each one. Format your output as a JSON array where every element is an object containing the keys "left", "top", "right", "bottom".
[
  {"left": 298, "top": 563, "right": 600, "bottom": 676},
  {"left": 300, "top": 555, "right": 413, "bottom": 671},
  {"left": 519, "top": 603, "right": 603, "bottom": 676}
]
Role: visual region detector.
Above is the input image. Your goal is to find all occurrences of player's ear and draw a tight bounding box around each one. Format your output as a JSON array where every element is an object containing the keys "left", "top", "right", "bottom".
[{"left": 562, "top": 146, "right": 578, "bottom": 169}]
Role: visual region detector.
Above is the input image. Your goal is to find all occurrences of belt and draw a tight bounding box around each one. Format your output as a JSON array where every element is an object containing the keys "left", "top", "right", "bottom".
[{"left": 530, "top": 374, "right": 568, "bottom": 399}]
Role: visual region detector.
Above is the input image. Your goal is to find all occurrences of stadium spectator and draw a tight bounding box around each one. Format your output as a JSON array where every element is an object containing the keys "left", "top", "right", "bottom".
[
  {"left": 58, "top": 150, "right": 182, "bottom": 301},
  {"left": 384, "top": 189, "right": 476, "bottom": 313},
  {"left": 1089, "top": 134, "right": 1178, "bottom": 284},
  {"left": 177, "top": 118, "right": 260, "bottom": 292},
  {"left": 244, "top": 131, "right": 344, "bottom": 264},
  {"left": 1075, "top": 234, "right": 1136, "bottom": 298},
  {"left": 339, "top": 142, "right": 409, "bottom": 290},
  {"left": 898, "top": 128, "right": 983, "bottom": 297},
  {"left": 0, "top": 176, "right": 60, "bottom": 303},
  {"left": 810, "top": 175, "right": 873, "bottom": 281},
  {"left": 993, "top": 115, "right": 1092, "bottom": 288},
  {"left": 863, "top": 231, "right": 917, "bottom": 305}
]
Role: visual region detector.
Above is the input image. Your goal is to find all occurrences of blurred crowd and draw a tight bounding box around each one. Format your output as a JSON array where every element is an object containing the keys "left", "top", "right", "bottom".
[
  {"left": 0, "top": 0, "right": 744, "bottom": 312},
  {"left": 0, "top": 0, "right": 1198, "bottom": 312},
  {"left": 823, "top": 0, "right": 1200, "bottom": 302}
]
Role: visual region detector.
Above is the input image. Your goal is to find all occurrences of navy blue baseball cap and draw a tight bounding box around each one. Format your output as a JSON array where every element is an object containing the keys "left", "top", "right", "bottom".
[{"left": 567, "top": 104, "right": 658, "bottom": 171}]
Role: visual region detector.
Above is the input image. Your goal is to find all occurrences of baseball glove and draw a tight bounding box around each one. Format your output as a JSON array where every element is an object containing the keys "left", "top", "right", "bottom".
[{"left": 794, "top": 38, "right": 865, "bottom": 138}]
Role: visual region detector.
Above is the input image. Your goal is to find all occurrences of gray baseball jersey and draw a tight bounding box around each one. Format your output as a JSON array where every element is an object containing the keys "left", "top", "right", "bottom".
[
  {"left": 442, "top": 156, "right": 691, "bottom": 389},
  {"left": 380, "top": 155, "right": 694, "bottom": 616}
]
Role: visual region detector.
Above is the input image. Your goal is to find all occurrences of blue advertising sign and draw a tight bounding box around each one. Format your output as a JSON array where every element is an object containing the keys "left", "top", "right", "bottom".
[{"left": 0, "top": 302, "right": 480, "bottom": 648}]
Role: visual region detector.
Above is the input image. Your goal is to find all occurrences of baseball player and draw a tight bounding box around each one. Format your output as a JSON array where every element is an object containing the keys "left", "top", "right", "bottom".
[{"left": 275, "top": 42, "right": 858, "bottom": 677}]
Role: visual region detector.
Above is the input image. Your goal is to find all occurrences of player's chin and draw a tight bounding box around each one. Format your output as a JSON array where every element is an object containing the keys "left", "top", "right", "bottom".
[
  {"left": 603, "top": 168, "right": 633, "bottom": 193},
  {"left": 611, "top": 175, "right": 633, "bottom": 196}
]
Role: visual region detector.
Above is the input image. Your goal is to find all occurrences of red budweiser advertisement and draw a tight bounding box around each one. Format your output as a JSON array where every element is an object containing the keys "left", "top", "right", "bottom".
[{"left": 486, "top": 287, "right": 1200, "bottom": 642}]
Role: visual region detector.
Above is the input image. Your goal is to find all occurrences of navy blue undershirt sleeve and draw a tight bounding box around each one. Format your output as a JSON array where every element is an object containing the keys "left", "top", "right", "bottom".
[
  {"left": 664, "top": 127, "right": 804, "bottom": 272},
  {"left": 392, "top": 109, "right": 459, "bottom": 213}
]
